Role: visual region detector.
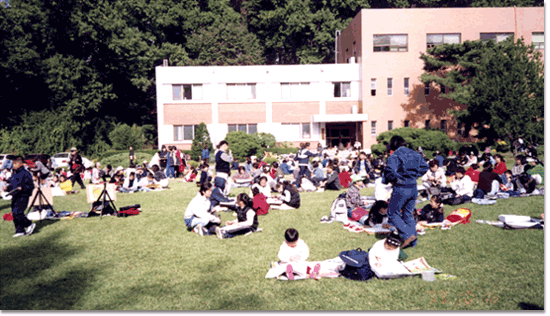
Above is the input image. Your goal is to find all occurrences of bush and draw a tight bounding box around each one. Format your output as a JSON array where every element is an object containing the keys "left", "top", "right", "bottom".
[
  {"left": 109, "top": 123, "right": 144, "bottom": 150},
  {"left": 225, "top": 131, "right": 262, "bottom": 162},
  {"left": 188, "top": 160, "right": 199, "bottom": 168},
  {"left": 95, "top": 149, "right": 159, "bottom": 161},
  {"left": 267, "top": 147, "right": 299, "bottom": 155},
  {"left": 256, "top": 133, "right": 276, "bottom": 148},
  {"left": 100, "top": 152, "right": 153, "bottom": 169},
  {"left": 262, "top": 157, "right": 278, "bottom": 165},
  {"left": 370, "top": 127, "right": 456, "bottom": 157},
  {"left": 190, "top": 123, "right": 214, "bottom": 161}
]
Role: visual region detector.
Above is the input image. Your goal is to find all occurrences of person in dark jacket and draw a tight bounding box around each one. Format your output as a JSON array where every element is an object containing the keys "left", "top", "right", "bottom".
[
  {"left": 214, "top": 140, "right": 233, "bottom": 193},
  {"left": 5, "top": 156, "right": 36, "bottom": 237},
  {"left": 69, "top": 147, "right": 86, "bottom": 189},
  {"left": 272, "top": 181, "right": 301, "bottom": 210},
  {"left": 323, "top": 163, "right": 342, "bottom": 191},
  {"left": 215, "top": 193, "right": 258, "bottom": 239},
  {"left": 209, "top": 177, "right": 236, "bottom": 212},
  {"left": 202, "top": 145, "right": 210, "bottom": 165},
  {"left": 294, "top": 142, "right": 316, "bottom": 180},
  {"left": 383, "top": 135, "right": 429, "bottom": 249}
]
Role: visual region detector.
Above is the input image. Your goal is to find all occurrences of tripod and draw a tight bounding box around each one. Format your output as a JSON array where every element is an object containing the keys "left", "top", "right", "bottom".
[
  {"left": 93, "top": 181, "right": 117, "bottom": 220},
  {"left": 25, "top": 185, "right": 56, "bottom": 222}
]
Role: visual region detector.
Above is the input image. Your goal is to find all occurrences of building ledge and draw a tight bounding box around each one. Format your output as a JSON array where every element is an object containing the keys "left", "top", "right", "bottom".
[{"left": 312, "top": 114, "right": 368, "bottom": 123}]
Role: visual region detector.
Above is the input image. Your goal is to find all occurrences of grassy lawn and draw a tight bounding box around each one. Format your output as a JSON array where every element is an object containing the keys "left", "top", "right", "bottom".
[{"left": 0, "top": 175, "right": 544, "bottom": 310}]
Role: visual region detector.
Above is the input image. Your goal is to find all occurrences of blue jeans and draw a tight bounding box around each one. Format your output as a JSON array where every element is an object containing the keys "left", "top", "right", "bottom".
[
  {"left": 184, "top": 216, "right": 210, "bottom": 229},
  {"left": 387, "top": 186, "right": 417, "bottom": 246},
  {"left": 166, "top": 165, "right": 175, "bottom": 178}
]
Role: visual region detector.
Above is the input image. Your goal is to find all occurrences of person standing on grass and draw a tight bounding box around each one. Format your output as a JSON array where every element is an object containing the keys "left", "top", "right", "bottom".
[
  {"left": 202, "top": 145, "right": 210, "bottom": 165},
  {"left": 383, "top": 135, "right": 429, "bottom": 249},
  {"left": 4, "top": 156, "right": 36, "bottom": 237},
  {"left": 68, "top": 147, "right": 86, "bottom": 189},
  {"left": 214, "top": 140, "right": 233, "bottom": 192}
]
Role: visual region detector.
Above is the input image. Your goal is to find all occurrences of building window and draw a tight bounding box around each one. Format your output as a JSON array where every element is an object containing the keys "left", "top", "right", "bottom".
[
  {"left": 532, "top": 32, "right": 544, "bottom": 49},
  {"left": 426, "top": 34, "right": 461, "bottom": 49},
  {"left": 282, "top": 123, "right": 310, "bottom": 139},
  {"left": 174, "top": 125, "right": 183, "bottom": 141},
  {"left": 373, "top": 34, "right": 408, "bottom": 52},
  {"left": 228, "top": 124, "right": 257, "bottom": 134},
  {"left": 386, "top": 78, "right": 393, "bottom": 96},
  {"left": 281, "top": 82, "right": 310, "bottom": 99},
  {"left": 172, "top": 84, "right": 202, "bottom": 101},
  {"left": 388, "top": 120, "right": 393, "bottom": 131},
  {"left": 302, "top": 123, "right": 311, "bottom": 139},
  {"left": 371, "top": 121, "right": 377, "bottom": 136},
  {"left": 371, "top": 79, "right": 376, "bottom": 96},
  {"left": 404, "top": 120, "right": 410, "bottom": 127},
  {"left": 404, "top": 78, "right": 410, "bottom": 95},
  {"left": 333, "top": 82, "right": 351, "bottom": 98},
  {"left": 440, "top": 84, "right": 446, "bottom": 94},
  {"left": 480, "top": 33, "right": 514, "bottom": 43},
  {"left": 227, "top": 83, "right": 256, "bottom": 100},
  {"left": 424, "top": 82, "right": 430, "bottom": 95},
  {"left": 425, "top": 120, "right": 430, "bottom": 129},
  {"left": 175, "top": 125, "right": 200, "bottom": 141},
  {"left": 441, "top": 120, "right": 447, "bottom": 134}
]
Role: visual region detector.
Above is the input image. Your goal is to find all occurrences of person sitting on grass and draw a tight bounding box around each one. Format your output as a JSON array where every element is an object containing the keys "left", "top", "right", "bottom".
[
  {"left": 137, "top": 173, "right": 158, "bottom": 191},
  {"left": 339, "top": 166, "right": 352, "bottom": 189},
  {"left": 272, "top": 181, "right": 301, "bottom": 210},
  {"left": 493, "top": 154, "right": 508, "bottom": 175},
  {"left": 184, "top": 167, "right": 198, "bottom": 182},
  {"left": 120, "top": 172, "right": 139, "bottom": 193},
  {"left": 345, "top": 174, "right": 368, "bottom": 213},
  {"left": 420, "top": 159, "right": 447, "bottom": 198},
  {"left": 465, "top": 163, "right": 481, "bottom": 185},
  {"left": 474, "top": 162, "right": 502, "bottom": 198},
  {"left": 184, "top": 182, "right": 221, "bottom": 236},
  {"left": 231, "top": 166, "right": 252, "bottom": 188},
  {"left": 251, "top": 176, "right": 272, "bottom": 199},
  {"left": 298, "top": 175, "right": 317, "bottom": 192},
  {"left": 368, "top": 230, "right": 404, "bottom": 278},
  {"left": 446, "top": 167, "right": 474, "bottom": 204},
  {"left": 59, "top": 174, "right": 79, "bottom": 194},
  {"left": 210, "top": 177, "right": 236, "bottom": 212},
  {"left": 321, "top": 163, "right": 342, "bottom": 191},
  {"left": 215, "top": 193, "right": 258, "bottom": 239},
  {"left": 278, "top": 228, "right": 310, "bottom": 263},
  {"left": 525, "top": 157, "right": 544, "bottom": 185},
  {"left": 499, "top": 170, "right": 520, "bottom": 197},
  {"left": 415, "top": 195, "right": 444, "bottom": 234},
  {"left": 252, "top": 186, "right": 270, "bottom": 215},
  {"left": 280, "top": 159, "right": 293, "bottom": 175},
  {"left": 197, "top": 164, "right": 211, "bottom": 187},
  {"left": 151, "top": 164, "right": 169, "bottom": 188},
  {"left": 512, "top": 155, "right": 525, "bottom": 176}
]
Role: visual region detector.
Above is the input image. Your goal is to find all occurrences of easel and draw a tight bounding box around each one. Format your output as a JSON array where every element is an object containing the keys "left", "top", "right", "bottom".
[
  {"left": 93, "top": 181, "right": 117, "bottom": 219},
  {"left": 26, "top": 185, "right": 56, "bottom": 222}
]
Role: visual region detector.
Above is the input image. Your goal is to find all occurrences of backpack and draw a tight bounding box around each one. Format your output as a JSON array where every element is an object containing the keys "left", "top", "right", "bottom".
[
  {"left": 339, "top": 248, "right": 375, "bottom": 281},
  {"left": 330, "top": 192, "right": 348, "bottom": 222}
]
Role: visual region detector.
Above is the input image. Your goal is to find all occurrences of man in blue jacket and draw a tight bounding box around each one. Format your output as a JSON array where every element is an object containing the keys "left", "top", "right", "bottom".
[
  {"left": 6, "top": 156, "right": 36, "bottom": 237},
  {"left": 383, "top": 136, "right": 429, "bottom": 248}
]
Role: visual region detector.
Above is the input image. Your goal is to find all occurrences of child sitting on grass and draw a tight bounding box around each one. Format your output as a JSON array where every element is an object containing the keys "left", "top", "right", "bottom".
[
  {"left": 365, "top": 200, "right": 392, "bottom": 230},
  {"left": 368, "top": 230, "right": 404, "bottom": 278},
  {"left": 278, "top": 228, "right": 322, "bottom": 280},
  {"left": 415, "top": 195, "right": 444, "bottom": 234},
  {"left": 59, "top": 174, "right": 79, "bottom": 194},
  {"left": 215, "top": 193, "right": 258, "bottom": 239}
]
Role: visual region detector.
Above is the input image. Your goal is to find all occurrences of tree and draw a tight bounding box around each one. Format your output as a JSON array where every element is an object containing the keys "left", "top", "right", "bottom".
[
  {"left": 224, "top": 131, "right": 261, "bottom": 161},
  {"left": 191, "top": 123, "right": 214, "bottom": 161},
  {"left": 255, "top": 132, "right": 276, "bottom": 148},
  {"left": 109, "top": 124, "right": 144, "bottom": 150},
  {"left": 420, "top": 37, "right": 544, "bottom": 148},
  {"left": 371, "top": 127, "right": 456, "bottom": 158}
]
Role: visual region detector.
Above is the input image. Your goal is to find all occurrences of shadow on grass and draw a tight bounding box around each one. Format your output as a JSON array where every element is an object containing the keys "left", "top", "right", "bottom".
[
  {"left": 519, "top": 302, "right": 543, "bottom": 310},
  {"left": 0, "top": 232, "right": 98, "bottom": 310}
]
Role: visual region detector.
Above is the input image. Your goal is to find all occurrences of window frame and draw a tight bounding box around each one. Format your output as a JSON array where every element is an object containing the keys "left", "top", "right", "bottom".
[
  {"left": 227, "top": 123, "right": 258, "bottom": 135},
  {"left": 226, "top": 83, "right": 257, "bottom": 100},
  {"left": 404, "top": 120, "right": 410, "bottom": 128},
  {"left": 532, "top": 32, "right": 544, "bottom": 50},
  {"left": 426, "top": 33, "right": 461, "bottom": 49},
  {"left": 404, "top": 77, "right": 410, "bottom": 95},
  {"left": 387, "top": 78, "right": 393, "bottom": 96},
  {"left": 371, "top": 78, "right": 376, "bottom": 96},
  {"left": 333, "top": 81, "right": 351, "bottom": 98},
  {"left": 371, "top": 121, "right": 377, "bottom": 136},
  {"left": 480, "top": 33, "right": 514, "bottom": 43},
  {"left": 172, "top": 84, "right": 203, "bottom": 101},
  {"left": 373, "top": 34, "right": 408, "bottom": 52},
  {"left": 388, "top": 120, "right": 393, "bottom": 131}
]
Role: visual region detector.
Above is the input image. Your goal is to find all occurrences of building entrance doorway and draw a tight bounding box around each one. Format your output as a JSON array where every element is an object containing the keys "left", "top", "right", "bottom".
[{"left": 325, "top": 122, "right": 362, "bottom": 148}]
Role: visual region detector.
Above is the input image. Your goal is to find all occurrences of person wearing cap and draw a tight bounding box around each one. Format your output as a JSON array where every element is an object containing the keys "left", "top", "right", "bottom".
[
  {"left": 368, "top": 230, "right": 403, "bottom": 278},
  {"left": 383, "top": 135, "right": 429, "bottom": 249},
  {"left": 68, "top": 147, "right": 86, "bottom": 189},
  {"left": 4, "top": 156, "right": 36, "bottom": 237},
  {"left": 345, "top": 174, "right": 367, "bottom": 213},
  {"left": 525, "top": 157, "right": 544, "bottom": 185}
]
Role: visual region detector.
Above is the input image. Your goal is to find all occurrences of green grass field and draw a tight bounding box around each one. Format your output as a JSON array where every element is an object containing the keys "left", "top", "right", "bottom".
[{"left": 0, "top": 174, "right": 544, "bottom": 310}]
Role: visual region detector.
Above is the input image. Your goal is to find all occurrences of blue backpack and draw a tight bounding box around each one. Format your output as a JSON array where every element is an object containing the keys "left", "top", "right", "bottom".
[{"left": 339, "top": 248, "right": 375, "bottom": 281}]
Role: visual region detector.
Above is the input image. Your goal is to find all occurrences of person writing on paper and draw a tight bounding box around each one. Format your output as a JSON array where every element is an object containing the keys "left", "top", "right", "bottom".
[
  {"left": 368, "top": 231, "right": 403, "bottom": 278},
  {"left": 215, "top": 193, "right": 258, "bottom": 239},
  {"left": 365, "top": 200, "right": 393, "bottom": 231},
  {"left": 415, "top": 195, "right": 444, "bottom": 234}
]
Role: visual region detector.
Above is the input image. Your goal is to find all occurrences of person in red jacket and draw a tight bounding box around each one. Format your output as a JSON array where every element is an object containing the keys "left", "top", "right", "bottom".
[
  {"left": 465, "top": 164, "right": 481, "bottom": 184},
  {"left": 493, "top": 154, "right": 508, "bottom": 175},
  {"left": 252, "top": 186, "right": 269, "bottom": 215},
  {"left": 338, "top": 167, "right": 352, "bottom": 189}
]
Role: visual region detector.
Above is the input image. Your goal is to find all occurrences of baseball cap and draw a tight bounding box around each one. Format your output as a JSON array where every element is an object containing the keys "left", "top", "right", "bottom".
[{"left": 70, "top": 147, "right": 77, "bottom": 151}]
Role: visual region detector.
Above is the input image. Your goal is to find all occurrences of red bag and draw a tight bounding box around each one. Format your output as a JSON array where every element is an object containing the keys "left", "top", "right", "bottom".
[
  {"left": 350, "top": 207, "right": 369, "bottom": 222},
  {"left": 118, "top": 208, "right": 140, "bottom": 217},
  {"left": 3, "top": 213, "right": 13, "bottom": 221},
  {"left": 446, "top": 208, "right": 472, "bottom": 225}
]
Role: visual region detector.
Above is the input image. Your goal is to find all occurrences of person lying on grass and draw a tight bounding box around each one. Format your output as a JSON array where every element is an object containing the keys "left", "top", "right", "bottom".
[
  {"left": 215, "top": 193, "right": 258, "bottom": 239},
  {"left": 184, "top": 182, "right": 221, "bottom": 236}
]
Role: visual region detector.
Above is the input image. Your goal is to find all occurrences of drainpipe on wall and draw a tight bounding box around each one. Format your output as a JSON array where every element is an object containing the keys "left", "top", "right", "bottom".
[
  {"left": 335, "top": 30, "right": 341, "bottom": 64},
  {"left": 513, "top": 6, "right": 518, "bottom": 40}
]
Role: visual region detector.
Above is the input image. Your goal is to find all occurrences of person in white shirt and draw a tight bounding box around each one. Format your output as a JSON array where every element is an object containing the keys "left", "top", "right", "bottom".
[
  {"left": 184, "top": 182, "right": 221, "bottom": 236},
  {"left": 448, "top": 167, "right": 474, "bottom": 204},
  {"left": 420, "top": 159, "right": 447, "bottom": 193},
  {"left": 251, "top": 176, "right": 272, "bottom": 199},
  {"left": 120, "top": 172, "right": 139, "bottom": 193},
  {"left": 91, "top": 162, "right": 102, "bottom": 184},
  {"left": 464, "top": 152, "right": 478, "bottom": 168},
  {"left": 368, "top": 231, "right": 403, "bottom": 278},
  {"left": 278, "top": 228, "right": 310, "bottom": 263}
]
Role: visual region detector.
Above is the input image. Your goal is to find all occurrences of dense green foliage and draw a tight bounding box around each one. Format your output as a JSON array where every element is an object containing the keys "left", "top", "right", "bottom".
[
  {"left": 420, "top": 38, "right": 544, "bottom": 148},
  {"left": 256, "top": 132, "right": 277, "bottom": 148},
  {"left": 225, "top": 131, "right": 262, "bottom": 161},
  {"left": 371, "top": 127, "right": 456, "bottom": 157},
  {"left": 0, "top": 0, "right": 543, "bottom": 156},
  {"left": 100, "top": 152, "right": 153, "bottom": 169},
  {"left": 109, "top": 124, "right": 144, "bottom": 151},
  {"left": 190, "top": 123, "right": 214, "bottom": 161}
]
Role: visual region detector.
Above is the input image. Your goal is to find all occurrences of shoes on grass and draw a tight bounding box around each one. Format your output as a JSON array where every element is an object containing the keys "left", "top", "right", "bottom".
[
  {"left": 25, "top": 223, "right": 36, "bottom": 236},
  {"left": 320, "top": 216, "right": 333, "bottom": 223},
  {"left": 194, "top": 224, "right": 204, "bottom": 236},
  {"left": 13, "top": 232, "right": 25, "bottom": 238},
  {"left": 216, "top": 227, "right": 225, "bottom": 239},
  {"left": 350, "top": 226, "right": 363, "bottom": 233}
]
